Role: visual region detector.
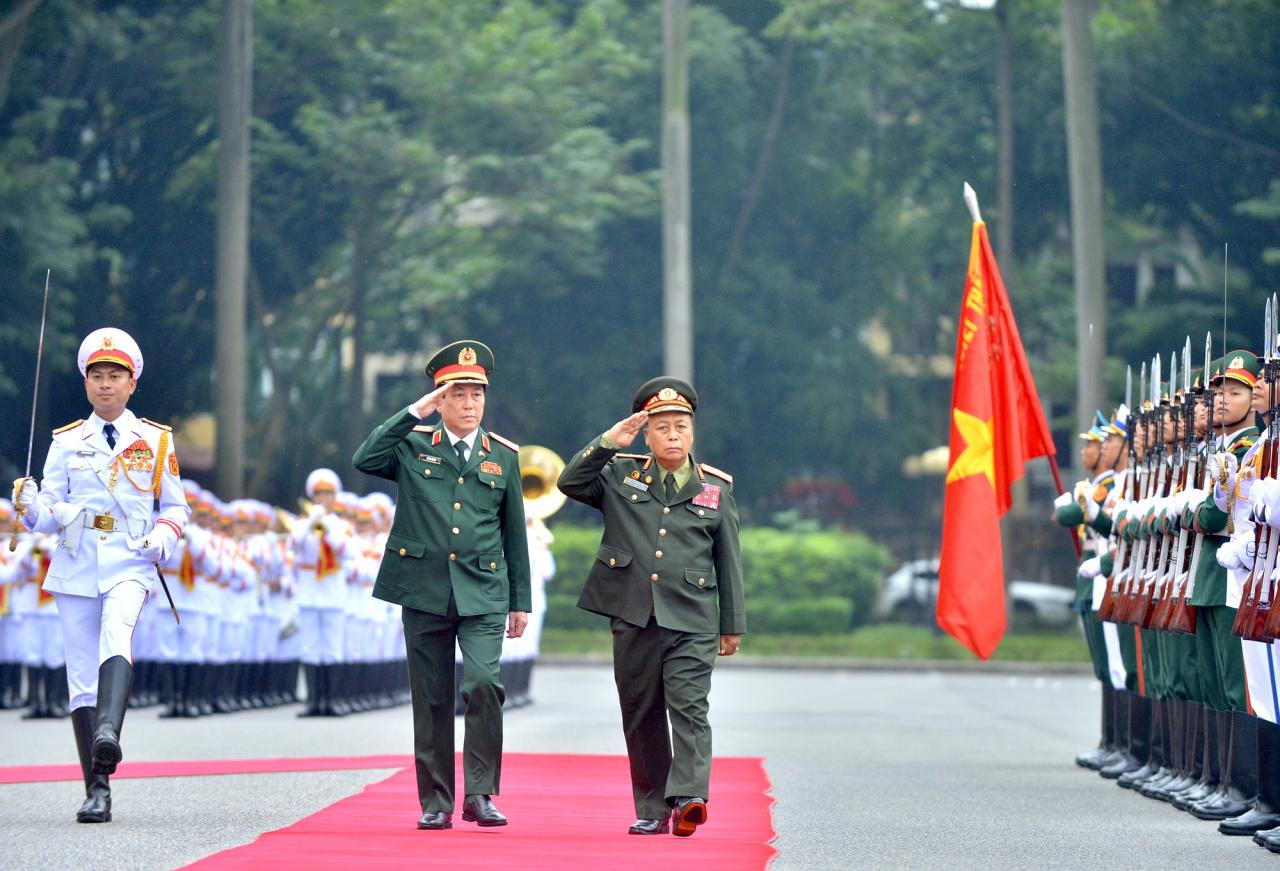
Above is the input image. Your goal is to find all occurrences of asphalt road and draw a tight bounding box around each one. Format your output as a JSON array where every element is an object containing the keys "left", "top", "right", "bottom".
[{"left": 1, "top": 663, "right": 1275, "bottom": 870}]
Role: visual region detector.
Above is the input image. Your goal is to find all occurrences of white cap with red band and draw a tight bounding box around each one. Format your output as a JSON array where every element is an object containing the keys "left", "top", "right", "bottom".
[{"left": 78, "top": 327, "right": 143, "bottom": 381}]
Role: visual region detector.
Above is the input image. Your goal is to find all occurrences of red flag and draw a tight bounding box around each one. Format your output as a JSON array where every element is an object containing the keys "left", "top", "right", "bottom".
[{"left": 936, "top": 219, "right": 1056, "bottom": 659}]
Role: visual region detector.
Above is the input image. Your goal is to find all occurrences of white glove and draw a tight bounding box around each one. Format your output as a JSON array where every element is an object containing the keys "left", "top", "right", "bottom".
[
  {"left": 1078, "top": 556, "right": 1102, "bottom": 579},
  {"left": 1217, "top": 535, "right": 1257, "bottom": 572},
  {"left": 307, "top": 504, "right": 325, "bottom": 523},
  {"left": 1053, "top": 490, "right": 1074, "bottom": 510},
  {"left": 138, "top": 523, "right": 179, "bottom": 564},
  {"left": 1254, "top": 478, "right": 1280, "bottom": 530},
  {"left": 12, "top": 477, "right": 37, "bottom": 519},
  {"left": 1083, "top": 494, "right": 1100, "bottom": 522}
]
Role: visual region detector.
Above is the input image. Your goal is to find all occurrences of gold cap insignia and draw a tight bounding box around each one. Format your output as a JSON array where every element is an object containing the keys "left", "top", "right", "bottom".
[
  {"left": 658, "top": 387, "right": 677, "bottom": 401},
  {"left": 1229, "top": 355, "right": 1244, "bottom": 369},
  {"left": 459, "top": 346, "right": 477, "bottom": 366},
  {"left": 102, "top": 337, "right": 114, "bottom": 348}
]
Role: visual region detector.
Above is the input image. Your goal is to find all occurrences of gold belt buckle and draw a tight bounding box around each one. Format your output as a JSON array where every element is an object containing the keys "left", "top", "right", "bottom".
[{"left": 93, "top": 514, "right": 115, "bottom": 532}]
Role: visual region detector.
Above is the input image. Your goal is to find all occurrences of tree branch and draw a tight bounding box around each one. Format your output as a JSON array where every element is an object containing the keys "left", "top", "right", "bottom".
[
  {"left": 718, "top": 35, "right": 793, "bottom": 290},
  {"left": 1132, "top": 85, "right": 1280, "bottom": 161}
]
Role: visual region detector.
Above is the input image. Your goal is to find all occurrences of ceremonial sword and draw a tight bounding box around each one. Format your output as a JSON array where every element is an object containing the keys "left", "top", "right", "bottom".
[{"left": 9, "top": 270, "right": 51, "bottom": 553}]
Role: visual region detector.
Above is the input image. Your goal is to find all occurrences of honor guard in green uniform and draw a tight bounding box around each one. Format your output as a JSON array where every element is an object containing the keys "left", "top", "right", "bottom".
[
  {"left": 352, "top": 340, "right": 531, "bottom": 831},
  {"left": 1188, "top": 351, "right": 1260, "bottom": 819},
  {"left": 557, "top": 377, "right": 745, "bottom": 838}
]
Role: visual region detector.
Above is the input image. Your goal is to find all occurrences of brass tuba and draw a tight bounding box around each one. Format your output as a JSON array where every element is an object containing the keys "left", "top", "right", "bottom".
[{"left": 519, "top": 445, "right": 566, "bottom": 520}]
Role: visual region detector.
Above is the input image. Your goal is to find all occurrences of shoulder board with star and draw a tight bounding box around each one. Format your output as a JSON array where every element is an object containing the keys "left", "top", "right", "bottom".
[
  {"left": 140, "top": 417, "right": 172, "bottom": 432},
  {"left": 698, "top": 462, "right": 734, "bottom": 485},
  {"left": 52, "top": 419, "right": 84, "bottom": 435},
  {"left": 487, "top": 432, "right": 519, "bottom": 452},
  {"left": 412, "top": 424, "right": 435, "bottom": 433}
]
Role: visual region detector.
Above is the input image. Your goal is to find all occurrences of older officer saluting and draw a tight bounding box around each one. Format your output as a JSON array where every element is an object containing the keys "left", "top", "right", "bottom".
[
  {"left": 13, "top": 328, "right": 189, "bottom": 824},
  {"left": 352, "top": 340, "right": 530, "bottom": 831},
  {"left": 558, "top": 377, "right": 745, "bottom": 838}
]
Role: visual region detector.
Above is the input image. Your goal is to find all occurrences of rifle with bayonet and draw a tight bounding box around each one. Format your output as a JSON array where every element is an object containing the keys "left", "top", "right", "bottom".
[
  {"left": 1133, "top": 354, "right": 1177, "bottom": 628},
  {"left": 1115, "top": 356, "right": 1163, "bottom": 624},
  {"left": 1103, "top": 361, "right": 1151, "bottom": 622},
  {"left": 1150, "top": 340, "right": 1196, "bottom": 630},
  {"left": 1239, "top": 295, "right": 1280, "bottom": 640}
]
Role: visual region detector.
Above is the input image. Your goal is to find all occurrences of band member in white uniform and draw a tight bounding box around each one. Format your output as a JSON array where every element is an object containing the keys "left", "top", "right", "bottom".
[{"left": 13, "top": 327, "right": 190, "bottom": 824}]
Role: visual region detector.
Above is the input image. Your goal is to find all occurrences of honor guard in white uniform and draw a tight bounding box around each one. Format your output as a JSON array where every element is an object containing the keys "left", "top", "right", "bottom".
[
  {"left": 5, "top": 522, "right": 67, "bottom": 718},
  {"left": 13, "top": 327, "right": 190, "bottom": 824},
  {"left": 0, "top": 500, "right": 27, "bottom": 710},
  {"left": 292, "top": 468, "right": 352, "bottom": 716}
]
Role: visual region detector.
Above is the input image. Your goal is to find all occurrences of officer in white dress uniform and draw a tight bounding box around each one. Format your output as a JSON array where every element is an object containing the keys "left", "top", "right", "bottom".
[{"left": 13, "top": 328, "right": 190, "bottom": 824}]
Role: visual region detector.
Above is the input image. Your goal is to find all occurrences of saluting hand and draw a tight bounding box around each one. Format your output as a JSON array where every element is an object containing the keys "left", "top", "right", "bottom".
[
  {"left": 411, "top": 384, "right": 450, "bottom": 419},
  {"left": 605, "top": 411, "right": 648, "bottom": 448}
]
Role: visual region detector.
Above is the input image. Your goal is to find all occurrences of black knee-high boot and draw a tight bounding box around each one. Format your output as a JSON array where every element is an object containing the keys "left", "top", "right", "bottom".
[
  {"left": 1224, "top": 716, "right": 1280, "bottom": 834},
  {"left": 91, "top": 656, "right": 133, "bottom": 775},
  {"left": 71, "top": 706, "right": 111, "bottom": 823},
  {"left": 1195, "top": 710, "right": 1255, "bottom": 820}
]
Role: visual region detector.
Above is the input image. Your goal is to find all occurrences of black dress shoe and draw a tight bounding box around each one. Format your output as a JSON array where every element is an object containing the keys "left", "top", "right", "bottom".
[
  {"left": 462, "top": 794, "right": 507, "bottom": 827},
  {"left": 671, "top": 796, "right": 707, "bottom": 837},
  {"left": 416, "top": 811, "right": 452, "bottom": 830},
  {"left": 1220, "top": 807, "right": 1280, "bottom": 836},
  {"left": 628, "top": 818, "right": 670, "bottom": 835}
]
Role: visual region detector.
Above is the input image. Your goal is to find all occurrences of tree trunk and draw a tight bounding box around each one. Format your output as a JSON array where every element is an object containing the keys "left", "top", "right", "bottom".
[
  {"left": 214, "top": 0, "right": 252, "bottom": 498},
  {"left": 1060, "top": 0, "right": 1107, "bottom": 446},
  {"left": 662, "top": 0, "right": 693, "bottom": 382},
  {"left": 346, "top": 190, "right": 372, "bottom": 456},
  {"left": 995, "top": 0, "right": 1014, "bottom": 267}
]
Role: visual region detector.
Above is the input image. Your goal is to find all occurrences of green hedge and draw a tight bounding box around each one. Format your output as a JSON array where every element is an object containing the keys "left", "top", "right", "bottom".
[{"left": 544, "top": 523, "right": 892, "bottom": 633}]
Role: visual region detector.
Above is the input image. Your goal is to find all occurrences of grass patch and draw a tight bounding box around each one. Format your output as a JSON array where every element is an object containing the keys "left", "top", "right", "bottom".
[{"left": 540, "top": 623, "right": 1089, "bottom": 663}]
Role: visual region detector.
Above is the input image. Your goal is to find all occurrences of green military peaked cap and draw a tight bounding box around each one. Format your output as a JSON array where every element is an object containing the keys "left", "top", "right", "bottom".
[
  {"left": 632, "top": 376, "right": 698, "bottom": 415},
  {"left": 425, "top": 339, "right": 493, "bottom": 386},
  {"left": 1211, "top": 349, "right": 1260, "bottom": 388}
]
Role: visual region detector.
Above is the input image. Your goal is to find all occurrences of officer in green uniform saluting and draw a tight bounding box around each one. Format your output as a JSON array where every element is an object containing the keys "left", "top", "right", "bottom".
[
  {"left": 352, "top": 340, "right": 530, "bottom": 831},
  {"left": 558, "top": 377, "right": 745, "bottom": 838}
]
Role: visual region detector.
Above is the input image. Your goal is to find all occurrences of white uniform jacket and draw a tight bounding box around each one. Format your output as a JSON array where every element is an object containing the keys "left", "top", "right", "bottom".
[{"left": 27, "top": 411, "right": 191, "bottom": 597}]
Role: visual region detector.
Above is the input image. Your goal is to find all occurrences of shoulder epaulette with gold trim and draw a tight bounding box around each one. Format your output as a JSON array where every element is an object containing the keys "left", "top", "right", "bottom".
[
  {"left": 698, "top": 462, "right": 734, "bottom": 485},
  {"left": 412, "top": 424, "right": 435, "bottom": 433},
  {"left": 488, "top": 432, "right": 520, "bottom": 452},
  {"left": 52, "top": 419, "right": 83, "bottom": 435},
  {"left": 616, "top": 453, "right": 648, "bottom": 460},
  {"left": 140, "top": 417, "right": 172, "bottom": 432},
  {"left": 1235, "top": 438, "right": 1257, "bottom": 454}
]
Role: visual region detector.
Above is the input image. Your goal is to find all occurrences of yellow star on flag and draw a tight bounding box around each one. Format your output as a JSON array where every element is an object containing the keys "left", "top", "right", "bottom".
[{"left": 946, "top": 408, "right": 995, "bottom": 490}]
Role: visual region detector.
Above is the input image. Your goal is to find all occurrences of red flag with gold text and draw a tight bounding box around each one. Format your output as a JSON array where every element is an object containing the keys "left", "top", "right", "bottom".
[{"left": 936, "top": 220, "right": 1056, "bottom": 659}]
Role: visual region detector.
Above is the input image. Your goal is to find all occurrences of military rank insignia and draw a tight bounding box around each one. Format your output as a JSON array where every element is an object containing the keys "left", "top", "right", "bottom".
[
  {"left": 692, "top": 484, "right": 721, "bottom": 510},
  {"left": 480, "top": 460, "right": 503, "bottom": 475},
  {"left": 623, "top": 476, "right": 649, "bottom": 492},
  {"left": 168, "top": 452, "right": 180, "bottom": 476}
]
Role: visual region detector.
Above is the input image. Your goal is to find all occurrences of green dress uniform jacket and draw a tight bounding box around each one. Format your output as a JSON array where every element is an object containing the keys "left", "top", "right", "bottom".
[
  {"left": 557, "top": 436, "right": 745, "bottom": 635},
  {"left": 352, "top": 408, "right": 531, "bottom": 616}
]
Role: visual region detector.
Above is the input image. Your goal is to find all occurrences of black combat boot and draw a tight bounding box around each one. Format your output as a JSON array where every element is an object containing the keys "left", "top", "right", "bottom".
[
  {"left": 1195, "top": 710, "right": 1256, "bottom": 820},
  {"left": 1225, "top": 717, "right": 1280, "bottom": 835}
]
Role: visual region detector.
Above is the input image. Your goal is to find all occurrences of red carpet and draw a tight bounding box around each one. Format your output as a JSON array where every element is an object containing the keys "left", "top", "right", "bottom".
[
  {"left": 0, "top": 754, "right": 411, "bottom": 784},
  {"left": 183, "top": 753, "right": 777, "bottom": 870}
]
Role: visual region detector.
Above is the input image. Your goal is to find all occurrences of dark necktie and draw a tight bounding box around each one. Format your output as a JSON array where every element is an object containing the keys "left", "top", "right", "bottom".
[
  {"left": 455, "top": 441, "right": 468, "bottom": 465},
  {"left": 664, "top": 472, "right": 677, "bottom": 503},
  {"left": 103, "top": 423, "right": 117, "bottom": 450}
]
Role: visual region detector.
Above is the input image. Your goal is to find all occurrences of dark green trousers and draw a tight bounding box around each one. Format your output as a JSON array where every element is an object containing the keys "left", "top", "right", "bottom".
[
  {"left": 1164, "top": 631, "right": 1199, "bottom": 701},
  {"left": 611, "top": 616, "right": 718, "bottom": 819},
  {"left": 402, "top": 598, "right": 506, "bottom": 813},
  {"left": 1195, "top": 605, "right": 1247, "bottom": 712}
]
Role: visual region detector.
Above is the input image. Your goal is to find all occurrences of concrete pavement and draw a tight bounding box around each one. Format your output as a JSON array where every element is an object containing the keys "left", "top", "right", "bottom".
[{"left": 1, "top": 664, "right": 1275, "bottom": 869}]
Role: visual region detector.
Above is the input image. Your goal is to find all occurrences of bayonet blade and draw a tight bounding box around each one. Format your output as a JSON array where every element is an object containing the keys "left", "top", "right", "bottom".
[
  {"left": 1125, "top": 364, "right": 1132, "bottom": 412},
  {"left": 1183, "top": 337, "right": 1191, "bottom": 394}
]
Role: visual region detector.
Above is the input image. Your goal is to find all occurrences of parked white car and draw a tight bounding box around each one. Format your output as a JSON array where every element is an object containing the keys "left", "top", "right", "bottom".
[{"left": 877, "top": 559, "right": 1076, "bottom": 628}]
